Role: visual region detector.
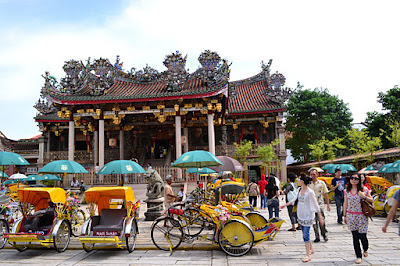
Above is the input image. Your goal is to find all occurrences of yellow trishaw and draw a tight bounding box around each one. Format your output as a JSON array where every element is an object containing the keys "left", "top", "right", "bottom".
[
  {"left": 79, "top": 186, "right": 140, "bottom": 253},
  {"left": 4, "top": 187, "right": 71, "bottom": 252}
]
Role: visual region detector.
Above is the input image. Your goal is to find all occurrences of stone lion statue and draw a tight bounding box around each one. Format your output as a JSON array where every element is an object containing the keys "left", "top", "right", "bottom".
[{"left": 144, "top": 169, "right": 165, "bottom": 199}]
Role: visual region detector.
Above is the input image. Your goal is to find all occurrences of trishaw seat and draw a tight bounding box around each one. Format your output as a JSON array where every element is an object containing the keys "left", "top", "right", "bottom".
[{"left": 93, "top": 208, "right": 126, "bottom": 232}]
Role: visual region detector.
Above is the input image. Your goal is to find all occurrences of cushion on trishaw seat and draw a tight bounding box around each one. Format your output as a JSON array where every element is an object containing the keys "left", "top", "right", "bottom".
[
  {"left": 168, "top": 208, "right": 184, "bottom": 215},
  {"left": 93, "top": 209, "right": 126, "bottom": 232}
]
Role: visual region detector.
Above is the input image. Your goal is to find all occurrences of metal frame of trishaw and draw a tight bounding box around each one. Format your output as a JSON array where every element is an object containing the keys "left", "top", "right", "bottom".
[
  {"left": 4, "top": 187, "right": 72, "bottom": 252},
  {"left": 79, "top": 186, "right": 140, "bottom": 253},
  {"left": 151, "top": 179, "right": 284, "bottom": 256}
]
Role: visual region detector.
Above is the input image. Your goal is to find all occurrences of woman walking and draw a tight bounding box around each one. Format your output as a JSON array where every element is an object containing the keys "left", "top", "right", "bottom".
[
  {"left": 265, "top": 176, "right": 280, "bottom": 219},
  {"left": 343, "top": 173, "right": 373, "bottom": 264},
  {"left": 247, "top": 179, "right": 260, "bottom": 207},
  {"left": 285, "top": 172, "right": 301, "bottom": 231},
  {"left": 281, "top": 174, "right": 324, "bottom": 263}
]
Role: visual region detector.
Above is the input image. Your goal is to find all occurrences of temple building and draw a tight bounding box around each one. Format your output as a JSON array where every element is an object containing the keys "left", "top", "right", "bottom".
[{"left": 34, "top": 50, "right": 291, "bottom": 181}]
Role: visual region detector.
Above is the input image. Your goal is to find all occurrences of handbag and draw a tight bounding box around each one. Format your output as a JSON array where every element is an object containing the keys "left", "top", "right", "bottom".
[{"left": 361, "top": 199, "right": 376, "bottom": 217}]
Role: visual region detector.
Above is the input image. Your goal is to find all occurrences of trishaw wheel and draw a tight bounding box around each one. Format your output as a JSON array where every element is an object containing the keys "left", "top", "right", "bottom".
[
  {"left": 13, "top": 244, "right": 27, "bottom": 252},
  {"left": 151, "top": 217, "right": 183, "bottom": 251},
  {"left": 183, "top": 208, "right": 205, "bottom": 237},
  {"left": 126, "top": 220, "right": 137, "bottom": 253},
  {"left": 53, "top": 220, "right": 71, "bottom": 252},
  {"left": 218, "top": 220, "right": 254, "bottom": 257},
  {"left": 71, "top": 209, "right": 86, "bottom": 237},
  {"left": 245, "top": 213, "right": 268, "bottom": 228},
  {"left": 82, "top": 243, "right": 95, "bottom": 252},
  {"left": 0, "top": 219, "right": 10, "bottom": 249}
]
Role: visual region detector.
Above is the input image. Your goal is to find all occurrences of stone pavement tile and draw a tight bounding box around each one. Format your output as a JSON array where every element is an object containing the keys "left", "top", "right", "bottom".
[
  {"left": 211, "top": 258, "right": 228, "bottom": 266},
  {"left": 175, "top": 261, "right": 211, "bottom": 265},
  {"left": 135, "top": 258, "right": 179, "bottom": 264}
]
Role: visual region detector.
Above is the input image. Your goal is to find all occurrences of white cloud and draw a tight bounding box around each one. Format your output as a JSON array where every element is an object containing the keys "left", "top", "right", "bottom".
[{"left": 1, "top": 0, "right": 400, "bottom": 139}]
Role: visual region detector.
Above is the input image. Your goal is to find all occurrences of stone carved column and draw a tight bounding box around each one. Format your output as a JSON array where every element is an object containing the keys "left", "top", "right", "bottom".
[
  {"left": 99, "top": 119, "right": 105, "bottom": 183},
  {"left": 68, "top": 120, "right": 75, "bottom": 161},
  {"left": 175, "top": 115, "right": 182, "bottom": 180},
  {"left": 207, "top": 113, "right": 215, "bottom": 155},
  {"left": 277, "top": 120, "right": 287, "bottom": 183},
  {"left": 119, "top": 130, "right": 124, "bottom": 160}
]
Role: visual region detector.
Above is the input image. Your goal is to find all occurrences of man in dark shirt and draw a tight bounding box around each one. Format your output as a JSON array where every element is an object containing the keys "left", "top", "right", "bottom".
[{"left": 331, "top": 168, "right": 346, "bottom": 224}]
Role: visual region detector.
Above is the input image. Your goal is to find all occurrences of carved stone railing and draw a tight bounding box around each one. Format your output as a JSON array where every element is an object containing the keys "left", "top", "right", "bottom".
[{"left": 44, "top": 150, "right": 93, "bottom": 163}]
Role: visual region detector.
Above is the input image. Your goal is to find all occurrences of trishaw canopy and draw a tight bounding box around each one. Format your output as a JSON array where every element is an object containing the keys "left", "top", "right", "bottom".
[
  {"left": 318, "top": 176, "right": 333, "bottom": 185},
  {"left": 85, "top": 186, "right": 135, "bottom": 214},
  {"left": 366, "top": 176, "right": 393, "bottom": 189},
  {"left": 213, "top": 179, "right": 245, "bottom": 194},
  {"left": 18, "top": 187, "right": 67, "bottom": 211}
]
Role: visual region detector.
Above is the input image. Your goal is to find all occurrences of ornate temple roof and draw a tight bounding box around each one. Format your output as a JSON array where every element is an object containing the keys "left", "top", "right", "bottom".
[{"left": 35, "top": 51, "right": 291, "bottom": 122}]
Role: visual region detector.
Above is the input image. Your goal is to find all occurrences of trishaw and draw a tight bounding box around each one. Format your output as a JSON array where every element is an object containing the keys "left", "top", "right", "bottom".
[
  {"left": 151, "top": 179, "right": 284, "bottom": 256},
  {"left": 79, "top": 186, "right": 140, "bottom": 253},
  {"left": 4, "top": 187, "right": 72, "bottom": 252},
  {"left": 0, "top": 193, "right": 12, "bottom": 249},
  {"left": 373, "top": 184, "right": 400, "bottom": 216},
  {"left": 317, "top": 176, "right": 335, "bottom": 202}
]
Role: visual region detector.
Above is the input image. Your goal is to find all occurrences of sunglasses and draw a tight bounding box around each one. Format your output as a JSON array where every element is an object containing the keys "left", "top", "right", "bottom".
[{"left": 350, "top": 177, "right": 359, "bottom": 180}]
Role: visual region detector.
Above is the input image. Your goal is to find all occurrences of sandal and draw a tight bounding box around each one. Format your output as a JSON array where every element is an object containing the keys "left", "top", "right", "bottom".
[
  {"left": 288, "top": 228, "right": 296, "bottom": 231},
  {"left": 355, "top": 258, "right": 362, "bottom": 264},
  {"left": 363, "top": 251, "right": 368, "bottom": 257},
  {"left": 302, "top": 256, "right": 311, "bottom": 263},
  {"left": 310, "top": 249, "right": 315, "bottom": 255}
]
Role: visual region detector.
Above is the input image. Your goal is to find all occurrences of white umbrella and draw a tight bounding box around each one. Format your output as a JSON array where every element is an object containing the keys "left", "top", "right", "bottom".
[{"left": 9, "top": 173, "right": 28, "bottom": 180}]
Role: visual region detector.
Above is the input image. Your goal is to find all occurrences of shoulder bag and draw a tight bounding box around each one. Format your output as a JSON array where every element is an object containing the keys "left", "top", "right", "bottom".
[{"left": 361, "top": 198, "right": 376, "bottom": 217}]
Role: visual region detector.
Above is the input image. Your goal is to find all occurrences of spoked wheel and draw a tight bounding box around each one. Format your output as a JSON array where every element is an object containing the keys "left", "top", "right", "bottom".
[
  {"left": 0, "top": 219, "right": 10, "bottom": 249},
  {"left": 53, "top": 220, "right": 71, "bottom": 252},
  {"left": 126, "top": 220, "right": 137, "bottom": 253},
  {"left": 82, "top": 243, "right": 95, "bottom": 252},
  {"left": 218, "top": 220, "right": 254, "bottom": 257},
  {"left": 151, "top": 217, "right": 183, "bottom": 251},
  {"left": 71, "top": 209, "right": 86, "bottom": 237},
  {"left": 181, "top": 208, "right": 206, "bottom": 237},
  {"left": 245, "top": 212, "right": 268, "bottom": 228},
  {"left": 13, "top": 243, "right": 27, "bottom": 252}
]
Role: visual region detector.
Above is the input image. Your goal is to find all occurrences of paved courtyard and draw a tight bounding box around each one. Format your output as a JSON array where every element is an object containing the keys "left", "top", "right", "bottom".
[{"left": 1, "top": 184, "right": 399, "bottom": 265}]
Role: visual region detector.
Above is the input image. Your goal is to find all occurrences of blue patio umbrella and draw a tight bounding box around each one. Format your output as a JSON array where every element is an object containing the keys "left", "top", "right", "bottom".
[
  {"left": 365, "top": 165, "right": 376, "bottom": 171},
  {"left": 378, "top": 163, "right": 393, "bottom": 173},
  {"left": 3, "top": 179, "right": 18, "bottom": 185},
  {"left": 186, "top": 167, "right": 216, "bottom": 174},
  {"left": 39, "top": 160, "right": 88, "bottom": 174},
  {"left": 97, "top": 160, "right": 146, "bottom": 175},
  {"left": 42, "top": 174, "right": 63, "bottom": 181},
  {"left": 26, "top": 174, "right": 43, "bottom": 181}
]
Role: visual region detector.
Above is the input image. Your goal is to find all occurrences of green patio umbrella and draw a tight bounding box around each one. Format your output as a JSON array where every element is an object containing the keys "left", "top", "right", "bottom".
[
  {"left": 3, "top": 179, "right": 18, "bottom": 185},
  {"left": 39, "top": 160, "right": 88, "bottom": 174},
  {"left": 327, "top": 164, "right": 357, "bottom": 174},
  {"left": 26, "top": 174, "right": 43, "bottom": 181},
  {"left": 0, "top": 171, "right": 8, "bottom": 178},
  {"left": 365, "top": 165, "right": 376, "bottom": 171},
  {"left": 42, "top": 174, "right": 63, "bottom": 181},
  {"left": 0, "top": 151, "right": 29, "bottom": 166},
  {"left": 97, "top": 160, "right": 146, "bottom": 175},
  {"left": 172, "top": 150, "right": 223, "bottom": 169},
  {"left": 386, "top": 160, "right": 400, "bottom": 173},
  {"left": 186, "top": 167, "right": 216, "bottom": 174},
  {"left": 322, "top": 163, "right": 336, "bottom": 170},
  {"left": 378, "top": 163, "right": 393, "bottom": 173}
]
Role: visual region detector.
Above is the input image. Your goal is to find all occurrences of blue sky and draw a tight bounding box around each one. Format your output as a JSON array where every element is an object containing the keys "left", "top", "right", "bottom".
[{"left": 1, "top": 0, "right": 400, "bottom": 140}]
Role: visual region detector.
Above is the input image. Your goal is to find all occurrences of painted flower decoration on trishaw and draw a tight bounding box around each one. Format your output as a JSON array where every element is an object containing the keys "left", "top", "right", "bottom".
[{"left": 214, "top": 205, "right": 230, "bottom": 222}]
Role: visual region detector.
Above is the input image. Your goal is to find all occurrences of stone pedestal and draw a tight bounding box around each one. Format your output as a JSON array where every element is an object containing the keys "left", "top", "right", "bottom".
[{"left": 144, "top": 197, "right": 164, "bottom": 221}]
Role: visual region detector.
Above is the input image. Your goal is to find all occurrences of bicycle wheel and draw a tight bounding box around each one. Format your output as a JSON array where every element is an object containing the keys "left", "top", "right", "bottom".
[
  {"left": 53, "top": 220, "right": 71, "bottom": 252},
  {"left": 182, "top": 208, "right": 206, "bottom": 237},
  {"left": 126, "top": 219, "right": 137, "bottom": 253},
  {"left": 151, "top": 217, "right": 183, "bottom": 251},
  {"left": 0, "top": 219, "right": 9, "bottom": 249},
  {"left": 71, "top": 209, "right": 86, "bottom": 237},
  {"left": 218, "top": 220, "right": 254, "bottom": 256}
]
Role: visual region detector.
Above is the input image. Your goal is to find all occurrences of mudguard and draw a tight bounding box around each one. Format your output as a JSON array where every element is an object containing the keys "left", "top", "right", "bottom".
[
  {"left": 124, "top": 217, "right": 138, "bottom": 235},
  {"left": 51, "top": 219, "right": 69, "bottom": 238},
  {"left": 11, "top": 218, "right": 23, "bottom": 233},
  {"left": 81, "top": 219, "right": 92, "bottom": 236}
]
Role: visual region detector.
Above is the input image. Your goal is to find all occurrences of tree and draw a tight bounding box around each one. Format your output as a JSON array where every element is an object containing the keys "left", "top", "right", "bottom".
[
  {"left": 234, "top": 140, "right": 253, "bottom": 184},
  {"left": 378, "top": 85, "right": 400, "bottom": 117},
  {"left": 386, "top": 120, "right": 400, "bottom": 147},
  {"left": 309, "top": 136, "right": 346, "bottom": 162},
  {"left": 365, "top": 111, "right": 392, "bottom": 149},
  {"left": 286, "top": 85, "right": 353, "bottom": 162},
  {"left": 347, "top": 129, "right": 382, "bottom": 167},
  {"left": 256, "top": 139, "right": 280, "bottom": 175}
]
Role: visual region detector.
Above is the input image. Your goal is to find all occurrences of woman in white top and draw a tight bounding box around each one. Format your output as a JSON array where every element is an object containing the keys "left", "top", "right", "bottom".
[{"left": 281, "top": 174, "right": 324, "bottom": 263}]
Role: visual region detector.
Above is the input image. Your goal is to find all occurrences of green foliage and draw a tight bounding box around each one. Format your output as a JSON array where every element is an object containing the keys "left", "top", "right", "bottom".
[
  {"left": 309, "top": 136, "right": 346, "bottom": 162},
  {"left": 347, "top": 128, "right": 382, "bottom": 166},
  {"left": 386, "top": 120, "right": 400, "bottom": 147},
  {"left": 233, "top": 140, "right": 253, "bottom": 163},
  {"left": 365, "top": 111, "right": 392, "bottom": 149},
  {"left": 286, "top": 86, "right": 353, "bottom": 162},
  {"left": 256, "top": 139, "right": 280, "bottom": 174},
  {"left": 378, "top": 85, "right": 400, "bottom": 116}
]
